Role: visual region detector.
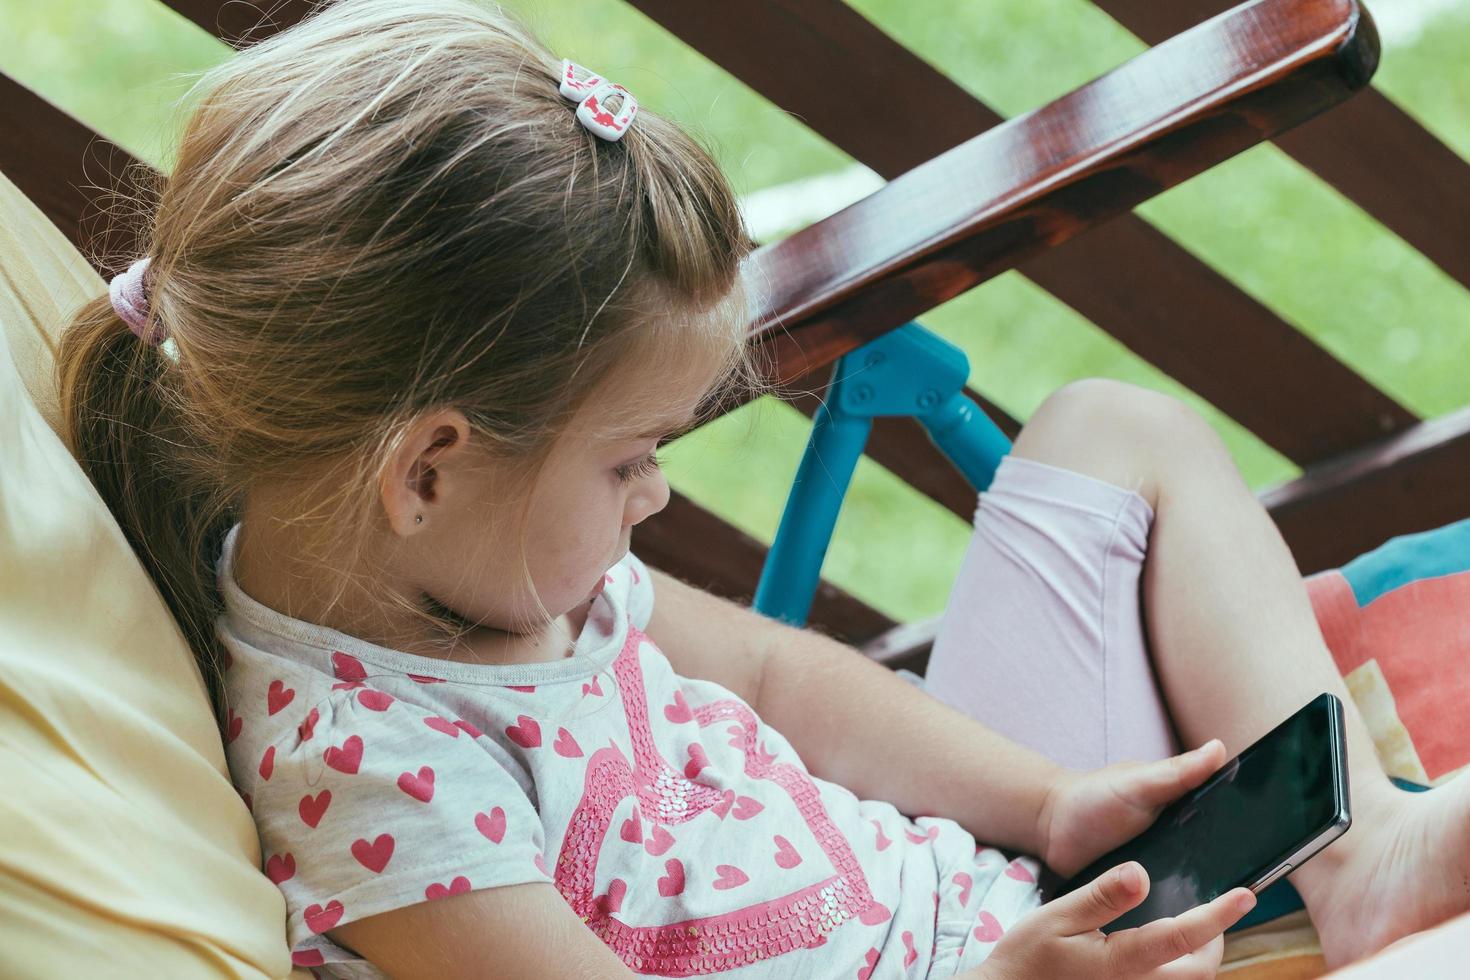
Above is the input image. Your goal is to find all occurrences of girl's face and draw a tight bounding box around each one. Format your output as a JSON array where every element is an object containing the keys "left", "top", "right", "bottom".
[{"left": 398, "top": 367, "right": 711, "bottom": 644}]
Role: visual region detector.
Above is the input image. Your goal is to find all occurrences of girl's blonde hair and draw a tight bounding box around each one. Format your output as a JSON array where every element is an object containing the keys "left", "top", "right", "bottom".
[{"left": 55, "top": 0, "right": 770, "bottom": 736}]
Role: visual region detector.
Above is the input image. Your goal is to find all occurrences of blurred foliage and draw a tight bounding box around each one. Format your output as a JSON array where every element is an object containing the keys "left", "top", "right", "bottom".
[{"left": 3, "top": 0, "right": 1466, "bottom": 624}]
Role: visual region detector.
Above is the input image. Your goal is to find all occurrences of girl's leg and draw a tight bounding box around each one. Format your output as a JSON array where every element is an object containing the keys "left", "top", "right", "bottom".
[
  {"left": 932, "top": 378, "right": 1470, "bottom": 968},
  {"left": 923, "top": 437, "right": 1177, "bottom": 772}
]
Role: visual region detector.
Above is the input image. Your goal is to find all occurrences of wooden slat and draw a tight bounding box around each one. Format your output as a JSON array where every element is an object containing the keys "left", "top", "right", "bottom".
[
  {"left": 0, "top": 73, "right": 141, "bottom": 277},
  {"left": 868, "top": 406, "right": 1470, "bottom": 672},
  {"left": 631, "top": 0, "right": 1415, "bottom": 468},
  {"left": 1261, "top": 405, "right": 1470, "bottom": 575},
  {"left": 164, "top": 0, "right": 313, "bottom": 47},
  {"left": 1097, "top": 0, "right": 1470, "bottom": 295}
]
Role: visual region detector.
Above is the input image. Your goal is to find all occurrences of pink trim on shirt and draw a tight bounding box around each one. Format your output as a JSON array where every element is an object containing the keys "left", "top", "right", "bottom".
[{"left": 551, "top": 625, "right": 879, "bottom": 975}]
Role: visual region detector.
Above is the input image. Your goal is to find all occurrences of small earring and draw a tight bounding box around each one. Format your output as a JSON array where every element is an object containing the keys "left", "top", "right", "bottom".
[{"left": 415, "top": 514, "right": 423, "bottom": 524}]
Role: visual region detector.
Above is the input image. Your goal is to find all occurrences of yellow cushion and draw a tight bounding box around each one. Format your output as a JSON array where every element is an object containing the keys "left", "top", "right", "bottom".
[{"left": 0, "top": 168, "right": 307, "bottom": 979}]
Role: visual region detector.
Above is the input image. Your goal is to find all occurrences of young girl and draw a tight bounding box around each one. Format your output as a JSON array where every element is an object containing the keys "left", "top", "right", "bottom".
[{"left": 57, "top": 1, "right": 1470, "bottom": 978}]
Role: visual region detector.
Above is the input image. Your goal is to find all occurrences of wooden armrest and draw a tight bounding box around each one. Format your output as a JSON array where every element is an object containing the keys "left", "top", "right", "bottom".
[{"left": 743, "top": 0, "right": 1379, "bottom": 385}]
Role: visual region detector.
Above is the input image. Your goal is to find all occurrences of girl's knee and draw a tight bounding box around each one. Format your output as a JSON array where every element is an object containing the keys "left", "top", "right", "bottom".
[
  {"left": 1027, "top": 379, "right": 1211, "bottom": 453},
  {"left": 1012, "top": 380, "right": 1221, "bottom": 504}
]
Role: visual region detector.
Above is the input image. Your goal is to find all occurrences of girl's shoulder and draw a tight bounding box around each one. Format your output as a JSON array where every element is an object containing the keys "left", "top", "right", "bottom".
[{"left": 223, "top": 659, "right": 554, "bottom": 966}]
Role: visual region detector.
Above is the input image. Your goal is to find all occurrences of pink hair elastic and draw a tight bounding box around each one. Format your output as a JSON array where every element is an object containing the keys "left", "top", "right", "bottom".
[
  {"left": 559, "top": 59, "right": 639, "bottom": 142},
  {"left": 109, "top": 256, "right": 168, "bottom": 346}
]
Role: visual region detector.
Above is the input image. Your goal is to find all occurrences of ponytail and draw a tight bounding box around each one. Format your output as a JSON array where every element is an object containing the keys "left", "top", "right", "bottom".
[{"left": 56, "top": 290, "right": 234, "bottom": 734}]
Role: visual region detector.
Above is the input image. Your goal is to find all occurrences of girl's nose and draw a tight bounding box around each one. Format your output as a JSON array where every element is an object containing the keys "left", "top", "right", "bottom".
[{"left": 627, "top": 469, "right": 671, "bottom": 526}]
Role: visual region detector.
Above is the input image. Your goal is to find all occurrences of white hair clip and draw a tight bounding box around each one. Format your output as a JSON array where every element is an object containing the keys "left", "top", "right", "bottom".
[{"left": 560, "top": 59, "right": 639, "bottom": 142}]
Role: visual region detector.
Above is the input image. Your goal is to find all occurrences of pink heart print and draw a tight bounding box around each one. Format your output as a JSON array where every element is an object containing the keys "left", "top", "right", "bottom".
[
  {"left": 905, "top": 824, "right": 940, "bottom": 845},
  {"left": 323, "top": 735, "right": 363, "bottom": 774},
  {"left": 258, "top": 745, "right": 275, "bottom": 781},
  {"left": 712, "top": 865, "right": 749, "bottom": 890},
  {"left": 1004, "top": 859, "right": 1036, "bottom": 883},
  {"left": 475, "top": 806, "right": 506, "bottom": 844},
  {"left": 331, "top": 650, "right": 367, "bottom": 686},
  {"left": 453, "top": 718, "right": 483, "bottom": 739},
  {"left": 582, "top": 675, "right": 604, "bottom": 698},
  {"left": 554, "top": 727, "right": 584, "bottom": 758},
  {"left": 267, "top": 679, "right": 295, "bottom": 715},
  {"left": 773, "top": 835, "right": 802, "bottom": 869},
  {"left": 298, "top": 790, "right": 331, "bottom": 828},
  {"left": 505, "top": 715, "right": 542, "bottom": 748},
  {"left": 856, "top": 946, "right": 880, "bottom": 980},
  {"left": 226, "top": 708, "right": 242, "bottom": 744},
  {"left": 423, "top": 715, "right": 460, "bottom": 737},
  {"left": 954, "top": 871, "right": 973, "bottom": 906},
  {"left": 265, "top": 852, "right": 296, "bottom": 884},
  {"left": 426, "top": 876, "right": 472, "bottom": 901},
  {"left": 657, "top": 859, "right": 686, "bottom": 897},
  {"left": 711, "top": 789, "right": 735, "bottom": 819},
  {"left": 683, "top": 743, "right": 709, "bottom": 779},
  {"left": 858, "top": 901, "right": 891, "bottom": 926},
  {"left": 870, "top": 819, "right": 892, "bottom": 852},
  {"left": 407, "top": 672, "right": 444, "bottom": 684},
  {"left": 902, "top": 930, "right": 918, "bottom": 967},
  {"left": 351, "top": 833, "right": 395, "bottom": 873},
  {"left": 357, "top": 688, "right": 394, "bottom": 711},
  {"left": 597, "top": 878, "right": 627, "bottom": 915},
  {"left": 973, "top": 911, "right": 1005, "bottom": 943},
  {"left": 644, "top": 824, "right": 676, "bottom": 856},
  {"left": 664, "top": 690, "right": 693, "bottom": 723},
  {"left": 297, "top": 707, "right": 320, "bottom": 742},
  {"left": 620, "top": 808, "right": 643, "bottom": 844},
  {"left": 304, "top": 899, "right": 344, "bottom": 934},
  {"left": 397, "top": 766, "right": 435, "bottom": 803},
  {"left": 732, "top": 795, "right": 764, "bottom": 820}
]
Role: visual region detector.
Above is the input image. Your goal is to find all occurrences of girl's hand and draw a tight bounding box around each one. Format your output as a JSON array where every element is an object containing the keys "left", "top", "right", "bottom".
[
  {"left": 1037, "top": 739, "right": 1228, "bottom": 878},
  {"left": 964, "top": 861, "right": 1255, "bottom": 980}
]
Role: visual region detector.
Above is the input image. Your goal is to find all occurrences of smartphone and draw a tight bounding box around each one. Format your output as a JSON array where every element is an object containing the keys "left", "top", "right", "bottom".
[{"left": 1052, "top": 691, "right": 1351, "bottom": 934}]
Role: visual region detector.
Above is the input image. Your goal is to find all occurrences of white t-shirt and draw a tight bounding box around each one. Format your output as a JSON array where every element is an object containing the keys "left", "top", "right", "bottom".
[{"left": 215, "top": 523, "right": 1041, "bottom": 979}]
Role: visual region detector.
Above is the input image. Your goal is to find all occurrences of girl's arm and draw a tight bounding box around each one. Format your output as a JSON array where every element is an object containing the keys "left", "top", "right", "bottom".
[
  {"left": 328, "top": 881, "right": 638, "bottom": 979},
  {"left": 644, "top": 568, "right": 1065, "bottom": 856}
]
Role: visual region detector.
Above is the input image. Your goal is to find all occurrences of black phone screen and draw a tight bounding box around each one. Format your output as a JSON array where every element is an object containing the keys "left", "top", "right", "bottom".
[{"left": 1055, "top": 692, "right": 1346, "bottom": 933}]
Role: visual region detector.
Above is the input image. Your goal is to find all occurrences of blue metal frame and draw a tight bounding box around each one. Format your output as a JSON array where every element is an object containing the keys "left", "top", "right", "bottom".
[{"left": 752, "top": 320, "right": 1011, "bottom": 627}]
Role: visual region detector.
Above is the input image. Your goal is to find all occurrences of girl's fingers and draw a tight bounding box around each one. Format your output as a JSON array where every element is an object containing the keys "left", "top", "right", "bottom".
[
  {"left": 1148, "top": 935, "right": 1225, "bottom": 979},
  {"left": 1049, "top": 861, "right": 1150, "bottom": 934},
  {"left": 1109, "top": 887, "right": 1255, "bottom": 974},
  {"left": 1124, "top": 739, "right": 1226, "bottom": 808}
]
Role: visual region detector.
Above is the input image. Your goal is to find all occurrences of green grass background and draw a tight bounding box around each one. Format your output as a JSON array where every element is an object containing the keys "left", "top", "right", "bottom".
[{"left": 4, "top": 0, "right": 1468, "bottom": 624}]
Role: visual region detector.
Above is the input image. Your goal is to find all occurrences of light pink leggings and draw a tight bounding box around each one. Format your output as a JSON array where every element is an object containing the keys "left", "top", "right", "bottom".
[{"left": 922, "top": 454, "right": 1181, "bottom": 771}]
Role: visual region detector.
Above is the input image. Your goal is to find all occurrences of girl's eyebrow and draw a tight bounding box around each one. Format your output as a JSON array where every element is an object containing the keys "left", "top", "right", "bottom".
[{"left": 631, "top": 415, "right": 699, "bottom": 441}]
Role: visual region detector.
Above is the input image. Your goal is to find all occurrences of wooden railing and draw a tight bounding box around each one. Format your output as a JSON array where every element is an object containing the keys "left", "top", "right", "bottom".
[{"left": 5, "top": 0, "right": 1467, "bottom": 674}]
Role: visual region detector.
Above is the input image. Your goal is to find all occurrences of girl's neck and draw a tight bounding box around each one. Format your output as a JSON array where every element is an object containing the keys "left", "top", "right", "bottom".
[{"left": 231, "top": 505, "right": 586, "bottom": 667}]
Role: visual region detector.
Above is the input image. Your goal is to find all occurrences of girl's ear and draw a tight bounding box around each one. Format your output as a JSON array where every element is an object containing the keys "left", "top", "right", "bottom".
[{"left": 380, "top": 408, "right": 473, "bottom": 536}]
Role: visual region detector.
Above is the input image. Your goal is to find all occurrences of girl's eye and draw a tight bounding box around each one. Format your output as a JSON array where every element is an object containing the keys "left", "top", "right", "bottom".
[{"left": 615, "top": 449, "right": 664, "bottom": 485}]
